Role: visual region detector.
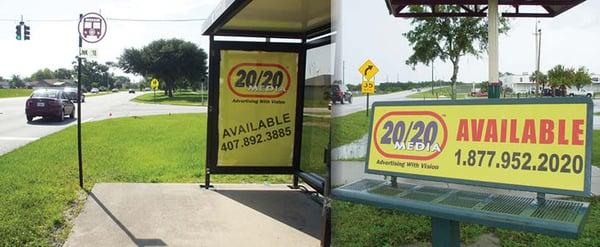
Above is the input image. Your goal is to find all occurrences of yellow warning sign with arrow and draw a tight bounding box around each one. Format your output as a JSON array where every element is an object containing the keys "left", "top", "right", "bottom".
[{"left": 358, "top": 59, "right": 379, "bottom": 81}]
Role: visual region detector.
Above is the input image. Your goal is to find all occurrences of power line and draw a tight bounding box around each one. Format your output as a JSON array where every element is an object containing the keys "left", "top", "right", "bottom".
[
  {"left": 108, "top": 18, "right": 207, "bottom": 22},
  {"left": 0, "top": 17, "right": 207, "bottom": 23}
]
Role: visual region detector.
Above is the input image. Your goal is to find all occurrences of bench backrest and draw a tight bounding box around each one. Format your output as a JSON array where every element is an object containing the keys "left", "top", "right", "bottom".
[{"left": 364, "top": 98, "right": 592, "bottom": 197}]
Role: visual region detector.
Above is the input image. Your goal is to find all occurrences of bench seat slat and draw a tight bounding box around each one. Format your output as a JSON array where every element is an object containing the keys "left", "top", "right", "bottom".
[{"left": 333, "top": 179, "right": 590, "bottom": 239}]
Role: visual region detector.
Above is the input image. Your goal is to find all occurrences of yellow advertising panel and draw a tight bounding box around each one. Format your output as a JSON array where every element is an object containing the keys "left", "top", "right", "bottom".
[
  {"left": 218, "top": 50, "right": 298, "bottom": 167},
  {"left": 367, "top": 99, "right": 592, "bottom": 195}
]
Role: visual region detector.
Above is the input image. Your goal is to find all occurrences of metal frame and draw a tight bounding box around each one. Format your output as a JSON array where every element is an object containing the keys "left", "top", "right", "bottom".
[
  {"left": 364, "top": 97, "right": 593, "bottom": 197},
  {"left": 204, "top": 39, "right": 307, "bottom": 185},
  {"left": 385, "top": 0, "right": 586, "bottom": 18},
  {"left": 202, "top": 0, "right": 331, "bottom": 39}
]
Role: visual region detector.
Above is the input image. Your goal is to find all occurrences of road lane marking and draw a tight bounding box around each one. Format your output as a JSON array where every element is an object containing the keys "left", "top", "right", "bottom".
[
  {"left": 83, "top": 118, "right": 95, "bottom": 123},
  {"left": 0, "top": 137, "right": 39, "bottom": 141}
]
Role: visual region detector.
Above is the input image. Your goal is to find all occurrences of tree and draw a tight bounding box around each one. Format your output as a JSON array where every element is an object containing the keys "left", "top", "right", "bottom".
[
  {"left": 10, "top": 75, "right": 25, "bottom": 88},
  {"left": 547, "top": 65, "right": 574, "bottom": 96},
  {"left": 72, "top": 59, "right": 111, "bottom": 91},
  {"left": 404, "top": 6, "right": 509, "bottom": 99},
  {"left": 529, "top": 70, "right": 548, "bottom": 93},
  {"left": 572, "top": 66, "right": 592, "bottom": 90},
  {"left": 30, "top": 68, "right": 55, "bottom": 81},
  {"left": 118, "top": 39, "right": 208, "bottom": 97},
  {"left": 54, "top": 68, "right": 74, "bottom": 80}
]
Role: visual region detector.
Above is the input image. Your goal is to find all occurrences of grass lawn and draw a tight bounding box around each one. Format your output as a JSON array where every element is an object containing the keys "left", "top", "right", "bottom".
[
  {"left": 332, "top": 110, "right": 370, "bottom": 148},
  {"left": 132, "top": 91, "right": 208, "bottom": 106},
  {"left": 407, "top": 86, "right": 471, "bottom": 99},
  {"left": 333, "top": 197, "right": 600, "bottom": 247},
  {"left": 333, "top": 131, "right": 600, "bottom": 247},
  {"left": 0, "top": 113, "right": 330, "bottom": 246},
  {"left": 0, "top": 88, "right": 32, "bottom": 98},
  {"left": 300, "top": 114, "right": 330, "bottom": 176}
]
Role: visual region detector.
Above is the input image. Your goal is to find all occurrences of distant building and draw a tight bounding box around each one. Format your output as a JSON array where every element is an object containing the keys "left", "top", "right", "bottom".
[
  {"left": 0, "top": 81, "right": 10, "bottom": 89},
  {"left": 25, "top": 79, "right": 76, "bottom": 89},
  {"left": 500, "top": 72, "right": 600, "bottom": 93}
]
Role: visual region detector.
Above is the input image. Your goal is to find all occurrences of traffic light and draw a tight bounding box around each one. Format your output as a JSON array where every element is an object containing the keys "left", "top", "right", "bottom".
[
  {"left": 15, "top": 24, "right": 21, "bottom": 40},
  {"left": 24, "top": 25, "right": 30, "bottom": 40}
]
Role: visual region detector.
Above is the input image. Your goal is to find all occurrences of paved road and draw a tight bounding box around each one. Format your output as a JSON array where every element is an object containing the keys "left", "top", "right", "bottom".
[
  {"left": 332, "top": 89, "right": 418, "bottom": 117},
  {"left": 0, "top": 92, "right": 205, "bottom": 155}
]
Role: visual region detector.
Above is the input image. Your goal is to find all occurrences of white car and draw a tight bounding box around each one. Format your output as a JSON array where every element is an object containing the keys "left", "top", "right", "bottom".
[
  {"left": 90, "top": 88, "right": 99, "bottom": 93},
  {"left": 568, "top": 88, "right": 593, "bottom": 97}
]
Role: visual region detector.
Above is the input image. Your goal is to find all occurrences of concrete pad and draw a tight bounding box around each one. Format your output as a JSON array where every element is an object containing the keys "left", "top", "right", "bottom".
[
  {"left": 334, "top": 161, "right": 600, "bottom": 198},
  {"left": 65, "top": 183, "right": 322, "bottom": 247}
]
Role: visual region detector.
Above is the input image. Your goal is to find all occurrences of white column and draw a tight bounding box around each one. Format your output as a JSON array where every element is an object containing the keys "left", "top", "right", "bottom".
[{"left": 488, "top": 0, "right": 499, "bottom": 84}]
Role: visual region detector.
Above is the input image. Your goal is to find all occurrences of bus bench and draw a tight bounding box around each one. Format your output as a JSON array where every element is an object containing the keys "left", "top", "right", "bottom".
[
  {"left": 333, "top": 178, "right": 589, "bottom": 244},
  {"left": 333, "top": 98, "right": 593, "bottom": 246}
]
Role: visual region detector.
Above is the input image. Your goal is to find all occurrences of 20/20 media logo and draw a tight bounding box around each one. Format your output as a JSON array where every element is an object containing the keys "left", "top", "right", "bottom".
[
  {"left": 372, "top": 111, "right": 448, "bottom": 161},
  {"left": 226, "top": 63, "right": 291, "bottom": 98}
]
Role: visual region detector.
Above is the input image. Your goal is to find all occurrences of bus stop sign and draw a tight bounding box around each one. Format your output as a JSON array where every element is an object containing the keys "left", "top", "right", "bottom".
[{"left": 78, "top": 12, "right": 107, "bottom": 43}]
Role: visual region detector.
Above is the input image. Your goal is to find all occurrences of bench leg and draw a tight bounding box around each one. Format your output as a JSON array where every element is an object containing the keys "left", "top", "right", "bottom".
[{"left": 431, "top": 217, "right": 460, "bottom": 247}]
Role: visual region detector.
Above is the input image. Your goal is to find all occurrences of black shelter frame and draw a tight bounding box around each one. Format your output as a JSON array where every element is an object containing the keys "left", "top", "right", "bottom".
[{"left": 202, "top": 0, "right": 332, "bottom": 194}]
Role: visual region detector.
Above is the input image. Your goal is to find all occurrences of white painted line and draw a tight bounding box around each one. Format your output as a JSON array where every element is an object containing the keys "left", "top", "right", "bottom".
[
  {"left": 0, "top": 137, "right": 39, "bottom": 141},
  {"left": 82, "top": 118, "right": 95, "bottom": 123}
]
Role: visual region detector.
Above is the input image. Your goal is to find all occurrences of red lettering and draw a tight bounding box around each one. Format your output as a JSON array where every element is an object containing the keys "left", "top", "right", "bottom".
[
  {"left": 500, "top": 119, "right": 507, "bottom": 142},
  {"left": 484, "top": 119, "right": 498, "bottom": 142},
  {"left": 558, "top": 120, "right": 569, "bottom": 145},
  {"left": 456, "top": 119, "right": 469, "bottom": 141},
  {"left": 572, "top": 119, "right": 584, "bottom": 145},
  {"left": 521, "top": 119, "right": 537, "bottom": 144},
  {"left": 509, "top": 119, "right": 519, "bottom": 143},
  {"left": 539, "top": 119, "right": 554, "bottom": 144},
  {"left": 471, "top": 119, "right": 485, "bottom": 142}
]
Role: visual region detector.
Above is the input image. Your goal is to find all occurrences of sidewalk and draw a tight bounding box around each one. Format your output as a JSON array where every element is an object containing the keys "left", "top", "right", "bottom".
[
  {"left": 65, "top": 183, "right": 322, "bottom": 247},
  {"left": 333, "top": 161, "right": 600, "bottom": 197}
]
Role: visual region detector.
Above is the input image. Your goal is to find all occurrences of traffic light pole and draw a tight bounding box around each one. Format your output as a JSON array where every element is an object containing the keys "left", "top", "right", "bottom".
[{"left": 77, "top": 13, "right": 84, "bottom": 189}]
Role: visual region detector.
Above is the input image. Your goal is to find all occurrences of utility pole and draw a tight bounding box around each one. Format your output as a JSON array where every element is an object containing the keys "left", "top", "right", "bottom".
[
  {"left": 342, "top": 60, "right": 345, "bottom": 84},
  {"left": 534, "top": 20, "right": 541, "bottom": 97}
]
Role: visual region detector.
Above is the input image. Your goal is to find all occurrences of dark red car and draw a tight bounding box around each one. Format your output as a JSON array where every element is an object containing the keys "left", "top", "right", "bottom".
[{"left": 25, "top": 88, "right": 75, "bottom": 122}]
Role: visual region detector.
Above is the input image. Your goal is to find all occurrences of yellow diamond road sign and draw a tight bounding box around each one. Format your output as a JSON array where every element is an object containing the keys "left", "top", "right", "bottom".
[
  {"left": 150, "top": 79, "right": 159, "bottom": 89},
  {"left": 358, "top": 59, "right": 379, "bottom": 80}
]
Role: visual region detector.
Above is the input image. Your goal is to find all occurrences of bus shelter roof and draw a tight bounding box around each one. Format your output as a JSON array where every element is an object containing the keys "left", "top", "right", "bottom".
[
  {"left": 202, "top": 0, "right": 331, "bottom": 39},
  {"left": 385, "top": 0, "right": 586, "bottom": 18}
]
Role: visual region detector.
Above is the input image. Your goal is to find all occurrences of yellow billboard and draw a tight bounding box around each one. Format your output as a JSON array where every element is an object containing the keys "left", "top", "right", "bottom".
[
  {"left": 367, "top": 99, "right": 592, "bottom": 194},
  {"left": 217, "top": 50, "right": 298, "bottom": 167}
]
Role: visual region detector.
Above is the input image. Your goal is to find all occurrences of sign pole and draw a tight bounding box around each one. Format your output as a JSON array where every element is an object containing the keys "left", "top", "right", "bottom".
[
  {"left": 77, "top": 13, "right": 84, "bottom": 189},
  {"left": 359, "top": 59, "right": 378, "bottom": 117},
  {"left": 366, "top": 90, "right": 369, "bottom": 117}
]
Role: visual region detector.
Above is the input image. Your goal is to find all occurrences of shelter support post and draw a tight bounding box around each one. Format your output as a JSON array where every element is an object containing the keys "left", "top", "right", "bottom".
[
  {"left": 293, "top": 174, "right": 299, "bottom": 189},
  {"left": 488, "top": 0, "right": 501, "bottom": 99},
  {"left": 431, "top": 217, "right": 460, "bottom": 247},
  {"left": 202, "top": 168, "right": 212, "bottom": 189}
]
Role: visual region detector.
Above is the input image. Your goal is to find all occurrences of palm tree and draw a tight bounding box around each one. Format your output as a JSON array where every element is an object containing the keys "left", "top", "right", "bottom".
[{"left": 529, "top": 71, "right": 547, "bottom": 96}]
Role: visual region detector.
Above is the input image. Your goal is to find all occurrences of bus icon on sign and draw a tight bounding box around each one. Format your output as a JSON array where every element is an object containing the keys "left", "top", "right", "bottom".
[
  {"left": 78, "top": 12, "right": 107, "bottom": 43},
  {"left": 83, "top": 17, "right": 102, "bottom": 38}
]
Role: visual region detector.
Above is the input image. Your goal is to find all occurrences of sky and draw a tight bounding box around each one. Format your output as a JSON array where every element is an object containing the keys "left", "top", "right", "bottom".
[
  {"left": 0, "top": 0, "right": 219, "bottom": 81},
  {"left": 338, "top": 0, "right": 600, "bottom": 85},
  {"left": 1, "top": 1, "right": 597, "bottom": 85},
  {"left": 0, "top": 0, "right": 333, "bottom": 82}
]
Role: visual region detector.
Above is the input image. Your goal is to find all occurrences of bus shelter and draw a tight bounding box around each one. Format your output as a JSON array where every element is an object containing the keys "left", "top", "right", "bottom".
[
  {"left": 201, "top": 0, "right": 332, "bottom": 193},
  {"left": 384, "top": 0, "right": 586, "bottom": 97}
]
